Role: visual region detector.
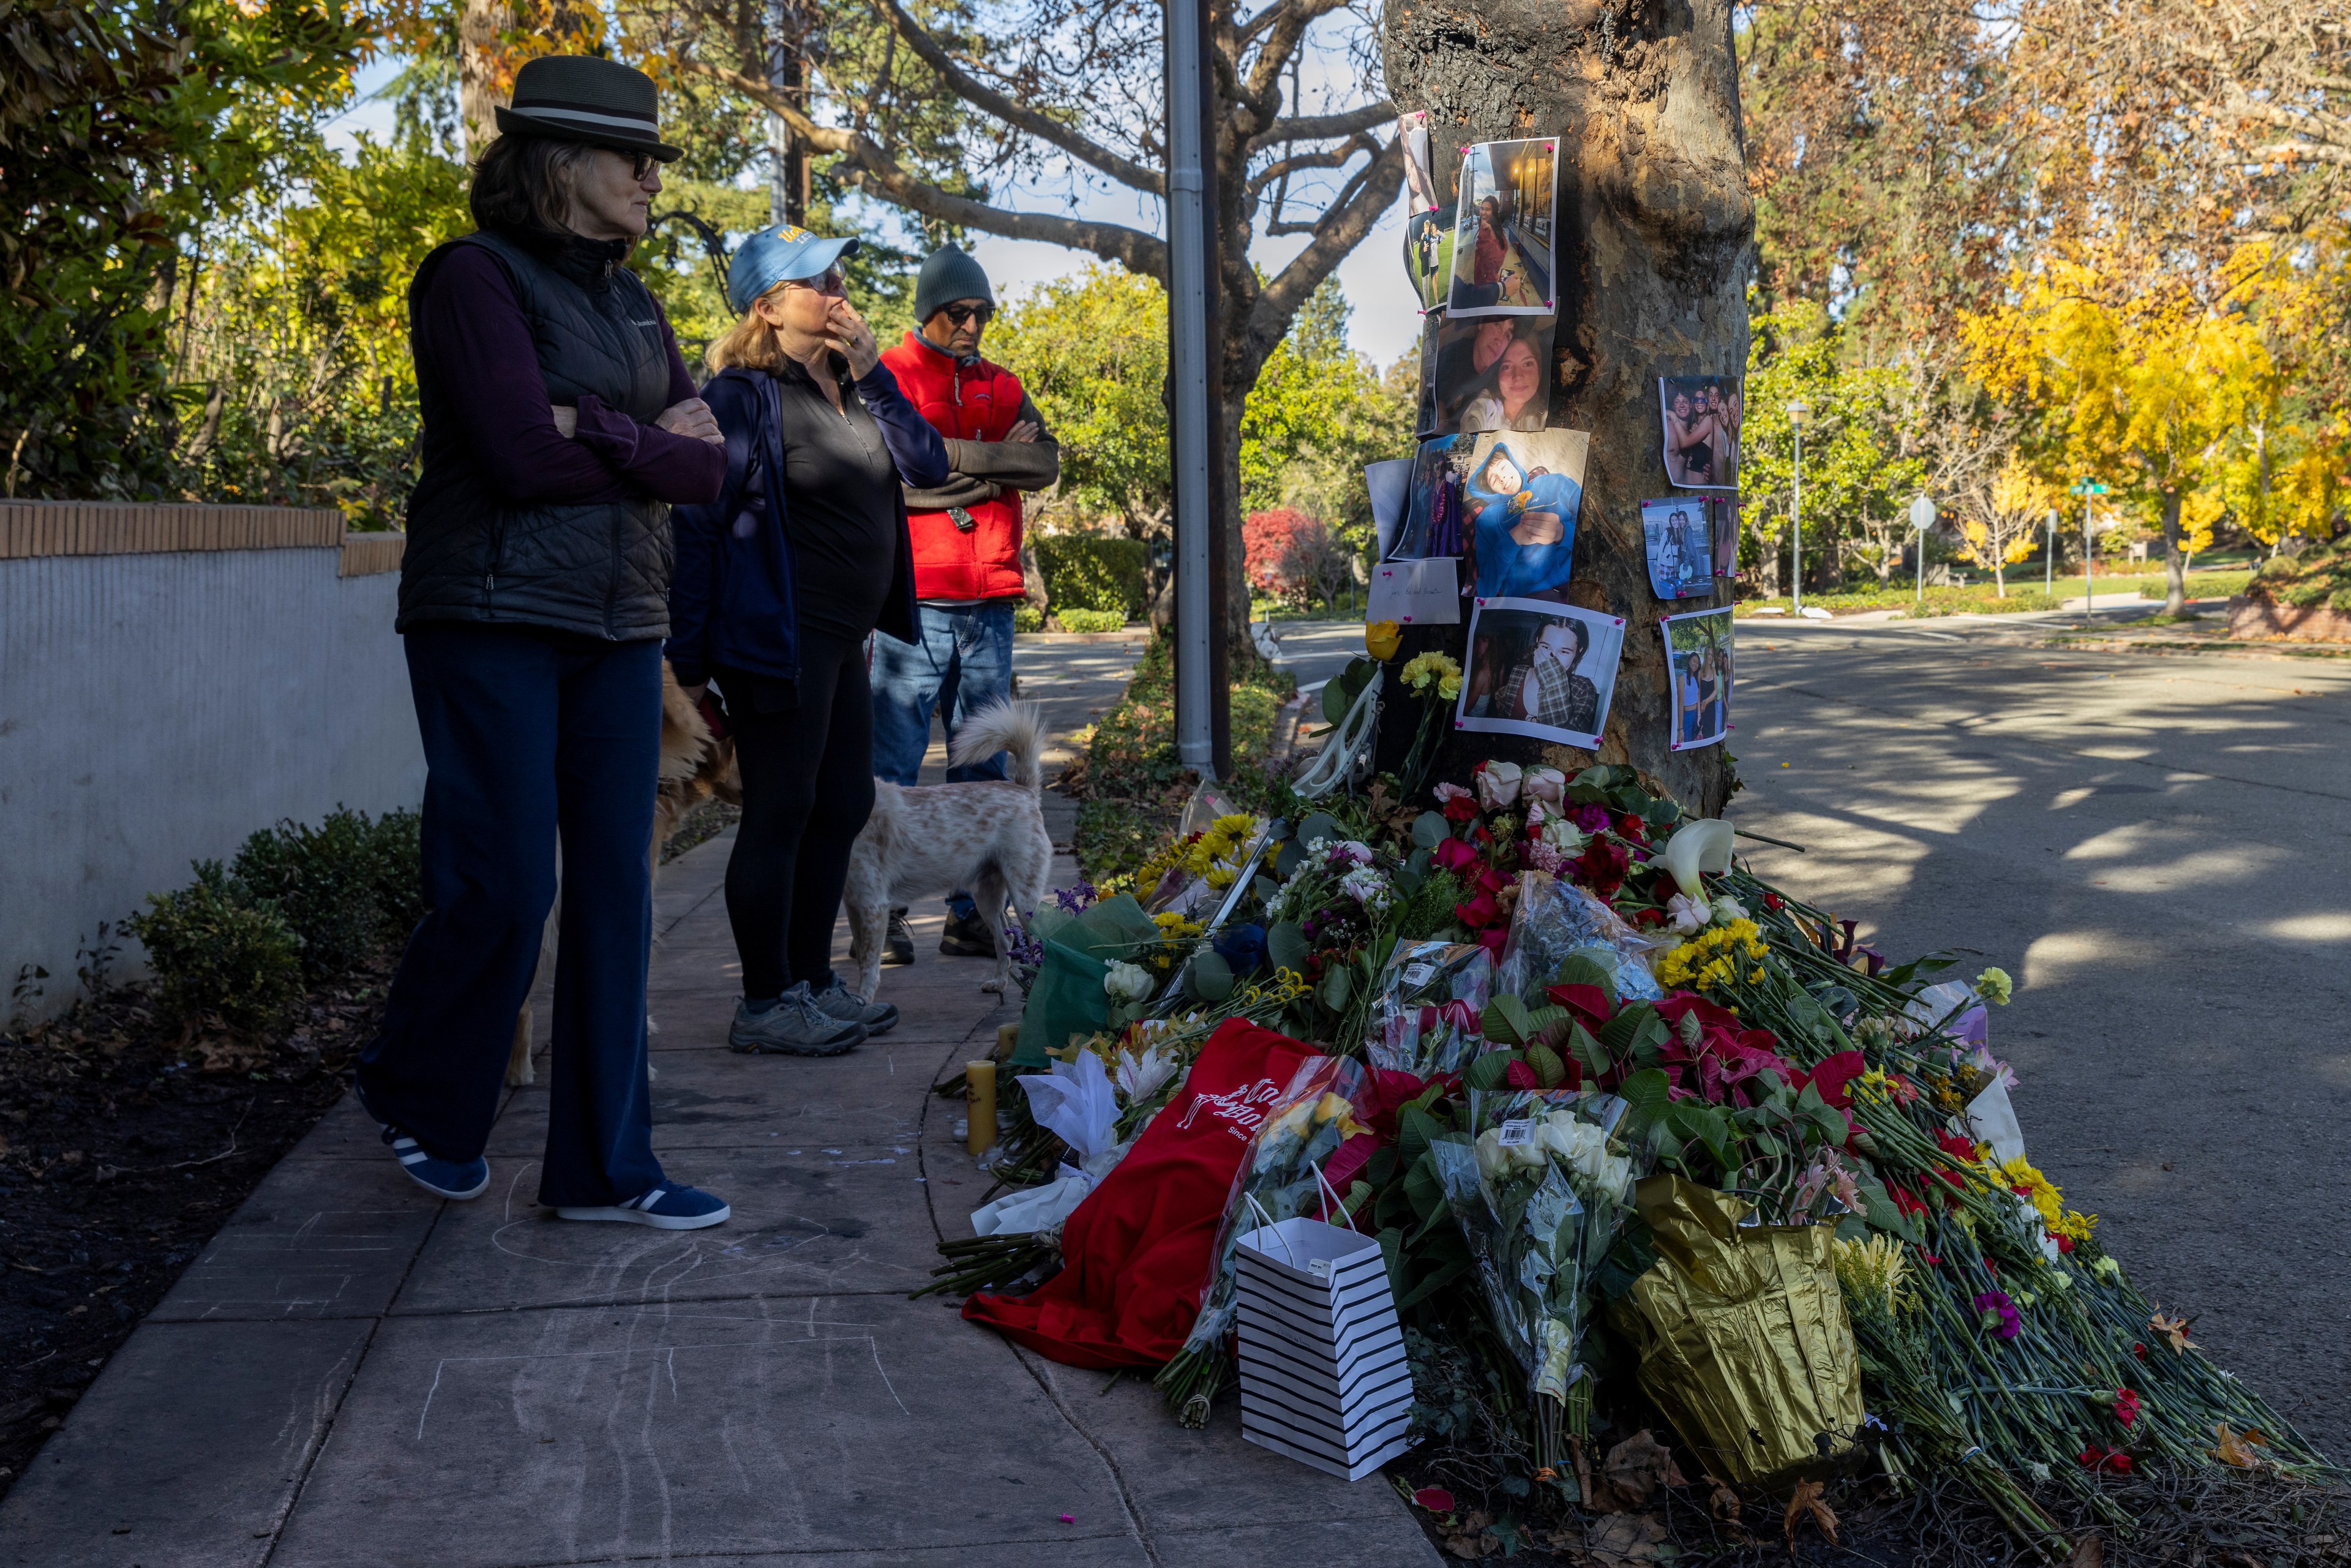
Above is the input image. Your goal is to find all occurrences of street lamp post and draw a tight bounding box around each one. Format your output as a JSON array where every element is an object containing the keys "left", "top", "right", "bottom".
[{"left": 1786, "top": 399, "right": 1810, "bottom": 615}]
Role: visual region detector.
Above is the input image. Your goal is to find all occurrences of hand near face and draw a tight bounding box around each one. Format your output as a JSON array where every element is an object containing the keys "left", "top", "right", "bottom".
[
  {"left": 1511, "top": 509, "right": 1564, "bottom": 547},
  {"left": 825, "top": 299, "right": 880, "bottom": 378}
]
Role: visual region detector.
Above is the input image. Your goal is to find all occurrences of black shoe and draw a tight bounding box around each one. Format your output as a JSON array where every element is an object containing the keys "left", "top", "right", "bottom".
[
  {"left": 939, "top": 907, "right": 995, "bottom": 958},
  {"left": 882, "top": 909, "right": 915, "bottom": 967}
]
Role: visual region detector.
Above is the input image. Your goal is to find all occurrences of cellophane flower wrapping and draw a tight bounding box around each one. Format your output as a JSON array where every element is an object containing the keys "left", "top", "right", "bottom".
[
  {"left": 1427, "top": 1089, "right": 1647, "bottom": 1457},
  {"left": 1496, "top": 871, "right": 1670, "bottom": 1007},
  {"left": 1176, "top": 1056, "right": 1373, "bottom": 1360},
  {"left": 1368, "top": 940, "right": 1493, "bottom": 1077}
]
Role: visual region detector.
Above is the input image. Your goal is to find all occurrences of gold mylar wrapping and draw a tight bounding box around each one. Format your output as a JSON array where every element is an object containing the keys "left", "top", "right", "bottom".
[{"left": 1611, "top": 1175, "right": 1865, "bottom": 1490}]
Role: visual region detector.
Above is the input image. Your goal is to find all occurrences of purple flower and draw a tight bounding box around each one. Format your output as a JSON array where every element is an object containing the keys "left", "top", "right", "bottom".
[
  {"left": 1570, "top": 803, "right": 1613, "bottom": 833},
  {"left": 1973, "top": 1290, "right": 2021, "bottom": 1340},
  {"left": 1054, "top": 881, "right": 1098, "bottom": 914}
]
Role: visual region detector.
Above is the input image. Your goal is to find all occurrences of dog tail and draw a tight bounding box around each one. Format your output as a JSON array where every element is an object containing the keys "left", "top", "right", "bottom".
[{"left": 949, "top": 699, "right": 1047, "bottom": 793}]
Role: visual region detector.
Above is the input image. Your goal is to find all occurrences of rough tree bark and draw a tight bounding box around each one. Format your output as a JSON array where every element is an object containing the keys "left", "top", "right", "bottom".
[
  {"left": 458, "top": 0, "right": 514, "bottom": 160},
  {"left": 1377, "top": 0, "right": 1752, "bottom": 817}
]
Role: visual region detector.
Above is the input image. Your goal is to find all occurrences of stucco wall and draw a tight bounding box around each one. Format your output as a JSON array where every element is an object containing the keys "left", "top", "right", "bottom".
[{"left": 1, "top": 504, "right": 421, "bottom": 1021}]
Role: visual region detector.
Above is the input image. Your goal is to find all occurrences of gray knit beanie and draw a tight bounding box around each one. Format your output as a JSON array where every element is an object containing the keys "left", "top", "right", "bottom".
[{"left": 912, "top": 245, "right": 995, "bottom": 324}]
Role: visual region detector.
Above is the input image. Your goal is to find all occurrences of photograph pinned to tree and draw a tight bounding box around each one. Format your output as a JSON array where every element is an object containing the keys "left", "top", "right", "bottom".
[
  {"left": 1365, "top": 457, "right": 1415, "bottom": 558},
  {"left": 1446, "top": 139, "right": 1557, "bottom": 316},
  {"left": 1419, "top": 313, "right": 1556, "bottom": 437},
  {"left": 1708, "top": 493, "right": 1740, "bottom": 580},
  {"left": 1657, "top": 375, "right": 1742, "bottom": 490},
  {"left": 1458, "top": 429, "right": 1588, "bottom": 599},
  {"left": 1392, "top": 433, "right": 1473, "bottom": 561},
  {"left": 1398, "top": 113, "right": 1447, "bottom": 312},
  {"left": 1640, "top": 498, "right": 1714, "bottom": 599},
  {"left": 1454, "top": 597, "right": 1625, "bottom": 749},
  {"left": 1660, "top": 606, "right": 1733, "bottom": 752}
]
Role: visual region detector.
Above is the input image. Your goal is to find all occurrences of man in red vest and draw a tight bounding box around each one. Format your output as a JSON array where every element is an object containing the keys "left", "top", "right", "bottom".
[{"left": 872, "top": 246, "right": 1060, "bottom": 964}]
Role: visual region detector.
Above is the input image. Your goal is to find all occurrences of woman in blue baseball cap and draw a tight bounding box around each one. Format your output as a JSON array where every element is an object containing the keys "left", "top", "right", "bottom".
[{"left": 666, "top": 229, "right": 950, "bottom": 1055}]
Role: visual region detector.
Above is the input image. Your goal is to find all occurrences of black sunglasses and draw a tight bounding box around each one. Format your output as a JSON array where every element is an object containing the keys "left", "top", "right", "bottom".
[{"left": 941, "top": 301, "right": 995, "bottom": 326}]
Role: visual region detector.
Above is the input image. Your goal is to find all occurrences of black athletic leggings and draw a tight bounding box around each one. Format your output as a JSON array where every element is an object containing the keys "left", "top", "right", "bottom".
[{"left": 716, "top": 631, "right": 876, "bottom": 1001}]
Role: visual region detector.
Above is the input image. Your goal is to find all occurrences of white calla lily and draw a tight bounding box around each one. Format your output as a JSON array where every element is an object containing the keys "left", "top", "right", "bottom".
[{"left": 1657, "top": 817, "right": 1736, "bottom": 921}]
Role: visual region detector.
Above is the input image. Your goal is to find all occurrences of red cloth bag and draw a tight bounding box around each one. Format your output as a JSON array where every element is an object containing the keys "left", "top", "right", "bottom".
[{"left": 962, "top": 1018, "right": 1316, "bottom": 1368}]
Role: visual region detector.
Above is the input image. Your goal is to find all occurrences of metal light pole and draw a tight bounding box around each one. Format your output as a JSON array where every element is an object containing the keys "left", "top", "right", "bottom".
[
  {"left": 1787, "top": 399, "right": 1809, "bottom": 614},
  {"left": 1167, "top": 0, "right": 1219, "bottom": 776},
  {"left": 1909, "top": 493, "right": 1936, "bottom": 605}
]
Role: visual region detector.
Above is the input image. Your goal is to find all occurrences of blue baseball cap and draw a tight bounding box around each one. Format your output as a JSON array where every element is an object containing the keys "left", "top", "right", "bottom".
[{"left": 726, "top": 225, "right": 861, "bottom": 314}]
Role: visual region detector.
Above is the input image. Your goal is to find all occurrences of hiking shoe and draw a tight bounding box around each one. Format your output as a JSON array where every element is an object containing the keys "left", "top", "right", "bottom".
[
  {"left": 379, "top": 1124, "right": 490, "bottom": 1201},
  {"left": 939, "top": 907, "right": 995, "bottom": 958},
  {"left": 882, "top": 908, "right": 915, "bottom": 967},
  {"left": 555, "top": 1184, "right": 730, "bottom": 1230},
  {"left": 811, "top": 978, "right": 898, "bottom": 1036},
  {"left": 728, "top": 985, "right": 866, "bottom": 1056}
]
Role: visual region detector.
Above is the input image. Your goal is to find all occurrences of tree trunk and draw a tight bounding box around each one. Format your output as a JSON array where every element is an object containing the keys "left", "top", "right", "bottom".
[
  {"left": 2160, "top": 489, "right": 2186, "bottom": 615},
  {"left": 459, "top": 0, "right": 514, "bottom": 161},
  {"left": 1380, "top": 0, "right": 1752, "bottom": 817}
]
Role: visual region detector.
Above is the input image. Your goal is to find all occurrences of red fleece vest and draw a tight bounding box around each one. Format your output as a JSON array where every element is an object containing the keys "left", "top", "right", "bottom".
[{"left": 880, "top": 332, "right": 1029, "bottom": 602}]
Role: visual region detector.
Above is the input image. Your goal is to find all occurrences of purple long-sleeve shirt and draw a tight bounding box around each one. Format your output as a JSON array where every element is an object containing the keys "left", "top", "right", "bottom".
[{"left": 411, "top": 245, "right": 724, "bottom": 506}]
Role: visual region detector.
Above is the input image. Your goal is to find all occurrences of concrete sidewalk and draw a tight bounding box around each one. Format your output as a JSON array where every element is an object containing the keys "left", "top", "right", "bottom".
[{"left": 0, "top": 828, "right": 1437, "bottom": 1567}]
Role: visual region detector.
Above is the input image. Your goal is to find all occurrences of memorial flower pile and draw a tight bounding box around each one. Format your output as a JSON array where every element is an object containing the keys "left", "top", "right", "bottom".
[{"left": 957, "top": 756, "right": 2329, "bottom": 1555}]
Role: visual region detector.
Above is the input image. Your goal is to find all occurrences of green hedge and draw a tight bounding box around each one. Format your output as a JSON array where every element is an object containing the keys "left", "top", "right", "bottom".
[
  {"left": 1056, "top": 607, "right": 1128, "bottom": 634},
  {"left": 1033, "top": 535, "right": 1148, "bottom": 618}
]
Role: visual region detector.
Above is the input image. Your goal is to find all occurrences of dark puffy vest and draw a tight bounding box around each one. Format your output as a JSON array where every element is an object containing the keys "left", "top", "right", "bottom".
[{"left": 398, "top": 230, "right": 676, "bottom": 641}]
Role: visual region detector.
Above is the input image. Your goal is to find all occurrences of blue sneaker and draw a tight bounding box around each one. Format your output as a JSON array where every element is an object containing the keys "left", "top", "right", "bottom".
[
  {"left": 379, "top": 1123, "right": 490, "bottom": 1201},
  {"left": 555, "top": 1184, "right": 730, "bottom": 1230}
]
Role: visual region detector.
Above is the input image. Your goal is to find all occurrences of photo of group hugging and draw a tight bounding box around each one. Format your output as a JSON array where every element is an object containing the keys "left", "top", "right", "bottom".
[
  {"left": 1660, "top": 606, "right": 1734, "bottom": 751},
  {"left": 1657, "top": 374, "right": 1742, "bottom": 489}
]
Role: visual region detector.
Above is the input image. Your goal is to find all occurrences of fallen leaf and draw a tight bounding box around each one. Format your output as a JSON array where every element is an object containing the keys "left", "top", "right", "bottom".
[
  {"left": 1583, "top": 1512, "right": 1670, "bottom": 1568},
  {"left": 1708, "top": 1480, "right": 1743, "bottom": 1525},
  {"left": 1783, "top": 1479, "right": 1840, "bottom": 1550},
  {"left": 2068, "top": 1534, "right": 2104, "bottom": 1568},
  {"left": 2149, "top": 1309, "right": 2198, "bottom": 1354},
  {"left": 2212, "top": 1423, "right": 2267, "bottom": 1469},
  {"left": 1588, "top": 1430, "right": 1685, "bottom": 1514}
]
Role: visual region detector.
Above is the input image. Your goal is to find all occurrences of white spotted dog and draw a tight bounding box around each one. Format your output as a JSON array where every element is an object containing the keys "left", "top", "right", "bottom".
[
  {"left": 844, "top": 700, "right": 1054, "bottom": 1004},
  {"left": 504, "top": 663, "right": 735, "bottom": 1087}
]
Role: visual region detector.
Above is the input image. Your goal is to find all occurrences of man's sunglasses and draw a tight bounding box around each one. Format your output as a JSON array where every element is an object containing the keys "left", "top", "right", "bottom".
[
  {"left": 786, "top": 271, "right": 850, "bottom": 297},
  {"left": 941, "top": 301, "right": 995, "bottom": 326}
]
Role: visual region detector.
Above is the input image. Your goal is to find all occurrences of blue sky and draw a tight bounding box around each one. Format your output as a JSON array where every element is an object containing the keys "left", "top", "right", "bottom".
[{"left": 325, "top": 58, "right": 1427, "bottom": 369}]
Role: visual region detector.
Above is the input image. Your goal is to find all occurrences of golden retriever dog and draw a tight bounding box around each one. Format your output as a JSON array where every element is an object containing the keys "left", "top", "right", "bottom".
[
  {"left": 503, "top": 663, "right": 739, "bottom": 1087},
  {"left": 843, "top": 700, "right": 1053, "bottom": 1003}
]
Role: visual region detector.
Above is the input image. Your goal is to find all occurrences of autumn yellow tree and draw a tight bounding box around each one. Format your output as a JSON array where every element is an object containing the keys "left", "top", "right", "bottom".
[
  {"left": 1959, "top": 460, "right": 2060, "bottom": 596},
  {"left": 1965, "top": 254, "right": 2276, "bottom": 615}
]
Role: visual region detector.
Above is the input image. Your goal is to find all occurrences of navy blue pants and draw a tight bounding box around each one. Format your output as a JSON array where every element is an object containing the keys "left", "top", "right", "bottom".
[{"left": 358, "top": 623, "right": 664, "bottom": 1208}]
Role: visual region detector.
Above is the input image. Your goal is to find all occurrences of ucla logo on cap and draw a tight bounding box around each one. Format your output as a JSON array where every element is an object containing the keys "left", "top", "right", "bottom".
[{"left": 774, "top": 225, "right": 812, "bottom": 244}]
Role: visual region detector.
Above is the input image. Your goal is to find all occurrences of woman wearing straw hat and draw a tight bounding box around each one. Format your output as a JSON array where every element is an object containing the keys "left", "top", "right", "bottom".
[
  {"left": 664, "top": 228, "right": 948, "bottom": 1056},
  {"left": 358, "top": 56, "right": 734, "bottom": 1229}
]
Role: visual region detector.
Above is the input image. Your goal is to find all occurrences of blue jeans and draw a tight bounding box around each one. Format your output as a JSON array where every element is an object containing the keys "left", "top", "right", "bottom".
[
  {"left": 870, "top": 601, "right": 1016, "bottom": 786},
  {"left": 358, "top": 624, "right": 664, "bottom": 1208},
  {"left": 871, "top": 601, "right": 1016, "bottom": 921}
]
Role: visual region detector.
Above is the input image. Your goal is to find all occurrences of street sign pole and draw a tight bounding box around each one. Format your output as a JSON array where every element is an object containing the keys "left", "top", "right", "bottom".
[
  {"left": 2069, "top": 481, "right": 2108, "bottom": 616},
  {"left": 1908, "top": 493, "right": 1936, "bottom": 606}
]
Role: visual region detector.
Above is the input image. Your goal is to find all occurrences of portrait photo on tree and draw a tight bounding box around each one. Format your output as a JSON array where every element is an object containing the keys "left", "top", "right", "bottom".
[
  {"left": 1708, "top": 493, "right": 1740, "bottom": 580},
  {"left": 1457, "top": 429, "right": 1588, "bottom": 599},
  {"left": 1656, "top": 375, "right": 1742, "bottom": 490},
  {"left": 1418, "top": 313, "right": 1556, "bottom": 438},
  {"left": 1446, "top": 139, "right": 1557, "bottom": 317},
  {"left": 1454, "top": 597, "right": 1625, "bottom": 749},
  {"left": 1393, "top": 432, "right": 1472, "bottom": 561},
  {"left": 1660, "top": 605, "right": 1734, "bottom": 752},
  {"left": 1399, "top": 111, "right": 1448, "bottom": 310},
  {"left": 1640, "top": 497, "right": 1714, "bottom": 599}
]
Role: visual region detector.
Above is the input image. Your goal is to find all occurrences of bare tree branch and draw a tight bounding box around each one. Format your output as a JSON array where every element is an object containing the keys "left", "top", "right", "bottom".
[
  {"left": 1253, "top": 100, "right": 1396, "bottom": 151},
  {"left": 686, "top": 58, "right": 1170, "bottom": 278},
  {"left": 1247, "top": 133, "right": 1404, "bottom": 356},
  {"left": 860, "top": 0, "right": 1168, "bottom": 193}
]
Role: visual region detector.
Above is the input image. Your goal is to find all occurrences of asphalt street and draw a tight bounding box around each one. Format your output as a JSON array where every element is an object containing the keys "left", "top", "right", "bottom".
[{"left": 1727, "top": 617, "right": 2351, "bottom": 1461}]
